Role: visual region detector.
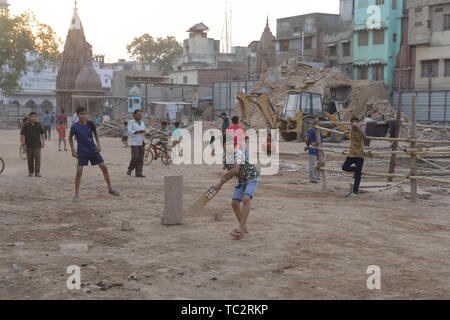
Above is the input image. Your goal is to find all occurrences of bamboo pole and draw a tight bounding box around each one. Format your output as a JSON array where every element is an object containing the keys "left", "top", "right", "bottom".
[
  {"left": 315, "top": 126, "right": 327, "bottom": 191},
  {"left": 379, "top": 180, "right": 409, "bottom": 192},
  {"left": 416, "top": 170, "right": 450, "bottom": 177},
  {"left": 318, "top": 121, "right": 450, "bottom": 130},
  {"left": 319, "top": 167, "right": 450, "bottom": 184},
  {"left": 410, "top": 97, "right": 418, "bottom": 203},
  {"left": 314, "top": 126, "right": 450, "bottom": 144},
  {"left": 417, "top": 156, "right": 445, "bottom": 170}
]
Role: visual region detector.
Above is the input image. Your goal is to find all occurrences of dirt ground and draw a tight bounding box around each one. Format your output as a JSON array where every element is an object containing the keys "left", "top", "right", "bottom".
[{"left": 0, "top": 128, "right": 449, "bottom": 300}]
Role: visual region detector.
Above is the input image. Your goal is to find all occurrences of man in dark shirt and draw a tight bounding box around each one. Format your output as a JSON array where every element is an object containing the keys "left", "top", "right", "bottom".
[
  {"left": 69, "top": 107, "right": 120, "bottom": 203},
  {"left": 20, "top": 112, "right": 45, "bottom": 177}
]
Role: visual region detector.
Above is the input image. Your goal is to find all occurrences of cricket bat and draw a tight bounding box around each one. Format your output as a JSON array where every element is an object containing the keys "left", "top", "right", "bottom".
[{"left": 188, "top": 185, "right": 220, "bottom": 214}]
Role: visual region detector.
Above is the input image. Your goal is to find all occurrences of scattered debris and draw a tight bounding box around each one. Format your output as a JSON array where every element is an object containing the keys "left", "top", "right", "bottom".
[{"left": 97, "top": 279, "right": 124, "bottom": 291}]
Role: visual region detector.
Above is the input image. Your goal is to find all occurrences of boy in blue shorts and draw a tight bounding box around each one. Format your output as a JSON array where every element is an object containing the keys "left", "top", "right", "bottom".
[
  {"left": 69, "top": 107, "right": 120, "bottom": 203},
  {"left": 216, "top": 136, "right": 260, "bottom": 240}
]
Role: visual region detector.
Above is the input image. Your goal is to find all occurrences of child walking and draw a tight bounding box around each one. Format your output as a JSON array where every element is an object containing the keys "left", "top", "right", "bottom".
[
  {"left": 69, "top": 107, "right": 120, "bottom": 203},
  {"left": 121, "top": 121, "right": 129, "bottom": 148},
  {"left": 57, "top": 121, "right": 68, "bottom": 152}
]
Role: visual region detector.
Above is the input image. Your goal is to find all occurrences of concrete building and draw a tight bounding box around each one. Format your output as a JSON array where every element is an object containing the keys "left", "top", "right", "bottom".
[
  {"left": 176, "top": 23, "right": 221, "bottom": 70},
  {"left": 322, "top": 0, "right": 354, "bottom": 78},
  {"left": 406, "top": 0, "right": 450, "bottom": 90},
  {"left": 276, "top": 12, "right": 341, "bottom": 64},
  {"left": 393, "top": 0, "right": 416, "bottom": 90},
  {"left": 353, "top": 0, "right": 403, "bottom": 89},
  {"left": 175, "top": 23, "right": 251, "bottom": 79},
  {"left": 169, "top": 69, "right": 233, "bottom": 86}
]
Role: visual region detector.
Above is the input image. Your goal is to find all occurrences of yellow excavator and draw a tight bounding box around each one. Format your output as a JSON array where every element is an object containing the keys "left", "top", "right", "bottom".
[{"left": 236, "top": 90, "right": 348, "bottom": 143}]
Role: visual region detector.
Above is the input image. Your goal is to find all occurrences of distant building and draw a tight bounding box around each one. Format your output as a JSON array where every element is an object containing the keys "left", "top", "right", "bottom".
[
  {"left": 405, "top": 0, "right": 450, "bottom": 91},
  {"left": 0, "top": 55, "right": 58, "bottom": 117},
  {"left": 322, "top": 0, "right": 354, "bottom": 78},
  {"left": 169, "top": 69, "right": 233, "bottom": 86},
  {"left": 175, "top": 23, "right": 252, "bottom": 79},
  {"left": 353, "top": 0, "right": 403, "bottom": 89},
  {"left": 276, "top": 12, "right": 341, "bottom": 64}
]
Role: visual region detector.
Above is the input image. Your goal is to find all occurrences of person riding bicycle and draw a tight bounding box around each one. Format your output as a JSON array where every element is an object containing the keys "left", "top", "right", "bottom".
[{"left": 156, "top": 121, "right": 170, "bottom": 150}]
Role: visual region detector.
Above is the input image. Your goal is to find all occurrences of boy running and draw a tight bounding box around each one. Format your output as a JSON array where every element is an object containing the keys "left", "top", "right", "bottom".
[
  {"left": 69, "top": 107, "right": 120, "bottom": 203},
  {"left": 216, "top": 136, "right": 261, "bottom": 240},
  {"left": 342, "top": 116, "right": 367, "bottom": 197},
  {"left": 57, "top": 122, "right": 68, "bottom": 152}
]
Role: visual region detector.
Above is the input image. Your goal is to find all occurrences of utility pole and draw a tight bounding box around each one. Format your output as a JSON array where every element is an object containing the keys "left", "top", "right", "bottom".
[{"left": 388, "top": 33, "right": 404, "bottom": 182}]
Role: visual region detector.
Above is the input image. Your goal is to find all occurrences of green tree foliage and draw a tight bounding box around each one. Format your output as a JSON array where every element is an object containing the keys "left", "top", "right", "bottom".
[
  {"left": 0, "top": 11, "right": 61, "bottom": 95},
  {"left": 127, "top": 35, "right": 182, "bottom": 76}
]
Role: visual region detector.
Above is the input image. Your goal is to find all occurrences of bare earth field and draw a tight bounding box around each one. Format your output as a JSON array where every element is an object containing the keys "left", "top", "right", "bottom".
[{"left": 0, "top": 129, "right": 449, "bottom": 300}]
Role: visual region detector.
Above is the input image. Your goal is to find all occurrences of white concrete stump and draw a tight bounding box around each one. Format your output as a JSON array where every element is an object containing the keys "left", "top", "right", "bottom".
[{"left": 162, "top": 175, "right": 184, "bottom": 225}]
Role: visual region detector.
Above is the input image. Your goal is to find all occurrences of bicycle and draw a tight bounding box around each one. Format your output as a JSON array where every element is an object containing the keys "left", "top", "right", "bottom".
[
  {"left": 0, "top": 157, "right": 5, "bottom": 175},
  {"left": 143, "top": 136, "right": 172, "bottom": 166}
]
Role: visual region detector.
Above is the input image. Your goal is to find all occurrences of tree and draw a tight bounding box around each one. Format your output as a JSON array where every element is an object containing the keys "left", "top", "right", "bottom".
[
  {"left": 0, "top": 11, "right": 61, "bottom": 96},
  {"left": 127, "top": 35, "right": 182, "bottom": 76}
]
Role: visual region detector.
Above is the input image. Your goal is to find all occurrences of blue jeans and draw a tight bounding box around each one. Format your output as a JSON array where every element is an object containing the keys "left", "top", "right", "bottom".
[
  {"left": 232, "top": 180, "right": 260, "bottom": 201},
  {"left": 44, "top": 126, "right": 51, "bottom": 140},
  {"left": 342, "top": 157, "right": 364, "bottom": 193}
]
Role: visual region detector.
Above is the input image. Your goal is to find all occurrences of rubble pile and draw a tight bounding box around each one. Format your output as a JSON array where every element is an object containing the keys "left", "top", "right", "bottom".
[
  {"left": 400, "top": 124, "right": 450, "bottom": 141},
  {"left": 236, "top": 63, "right": 398, "bottom": 128},
  {"left": 340, "top": 95, "right": 399, "bottom": 122}
]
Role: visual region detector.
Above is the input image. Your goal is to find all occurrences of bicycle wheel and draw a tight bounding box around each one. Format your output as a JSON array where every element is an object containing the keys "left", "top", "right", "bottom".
[
  {"left": 20, "top": 145, "right": 27, "bottom": 160},
  {"left": 0, "top": 158, "right": 5, "bottom": 175},
  {"left": 143, "top": 150, "right": 154, "bottom": 166},
  {"left": 161, "top": 150, "right": 172, "bottom": 165}
]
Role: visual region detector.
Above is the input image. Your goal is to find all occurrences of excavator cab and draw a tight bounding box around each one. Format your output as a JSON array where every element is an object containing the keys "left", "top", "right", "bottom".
[
  {"left": 282, "top": 91, "right": 324, "bottom": 119},
  {"left": 280, "top": 91, "right": 324, "bottom": 141}
]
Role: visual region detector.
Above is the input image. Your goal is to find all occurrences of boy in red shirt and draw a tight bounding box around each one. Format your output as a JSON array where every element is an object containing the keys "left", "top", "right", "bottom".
[
  {"left": 225, "top": 116, "right": 247, "bottom": 152},
  {"left": 57, "top": 121, "right": 68, "bottom": 152}
]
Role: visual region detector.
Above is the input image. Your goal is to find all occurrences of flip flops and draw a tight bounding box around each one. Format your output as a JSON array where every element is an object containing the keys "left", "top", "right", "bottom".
[
  {"left": 109, "top": 189, "right": 120, "bottom": 196},
  {"left": 230, "top": 229, "right": 245, "bottom": 240}
]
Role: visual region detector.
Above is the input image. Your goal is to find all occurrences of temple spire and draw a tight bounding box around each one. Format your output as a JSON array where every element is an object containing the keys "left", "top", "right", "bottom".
[{"left": 70, "top": 0, "right": 82, "bottom": 30}]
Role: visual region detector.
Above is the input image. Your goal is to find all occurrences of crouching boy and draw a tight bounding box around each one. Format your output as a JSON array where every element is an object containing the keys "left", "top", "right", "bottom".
[{"left": 69, "top": 107, "right": 120, "bottom": 203}]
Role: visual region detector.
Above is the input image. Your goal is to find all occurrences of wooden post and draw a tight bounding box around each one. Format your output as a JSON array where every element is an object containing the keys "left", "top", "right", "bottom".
[
  {"left": 388, "top": 92, "right": 402, "bottom": 182},
  {"left": 315, "top": 126, "right": 327, "bottom": 191},
  {"left": 410, "top": 97, "right": 418, "bottom": 203},
  {"left": 162, "top": 175, "right": 184, "bottom": 225}
]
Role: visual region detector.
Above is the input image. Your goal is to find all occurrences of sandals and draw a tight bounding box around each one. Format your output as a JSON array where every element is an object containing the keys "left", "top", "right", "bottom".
[
  {"left": 230, "top": 229, "right": 245, "bottom": 240},
  {"left": 109, "top": 189, "right": 120, "bottom": 196}
]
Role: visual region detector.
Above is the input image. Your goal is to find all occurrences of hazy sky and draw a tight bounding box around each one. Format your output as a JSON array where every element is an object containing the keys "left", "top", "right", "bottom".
[{"left": 10, "top": 0, "right": 339, "bottom": 62}]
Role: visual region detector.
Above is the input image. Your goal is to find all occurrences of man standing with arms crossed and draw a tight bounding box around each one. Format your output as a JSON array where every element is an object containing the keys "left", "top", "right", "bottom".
[
  {"left": 20, "top": 112, "right": 45, "bottom": 177},
  {"left": 127, "top": 110, "right": 147, "bottom": 178},
  {"left": 342, "top": 116, "right": 367, "bottom": 197}
]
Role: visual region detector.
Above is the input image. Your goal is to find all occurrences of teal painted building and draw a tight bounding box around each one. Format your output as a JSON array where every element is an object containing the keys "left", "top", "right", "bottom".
[{"left": 353, "top": 0, "right": 403, "bottom": 89}]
